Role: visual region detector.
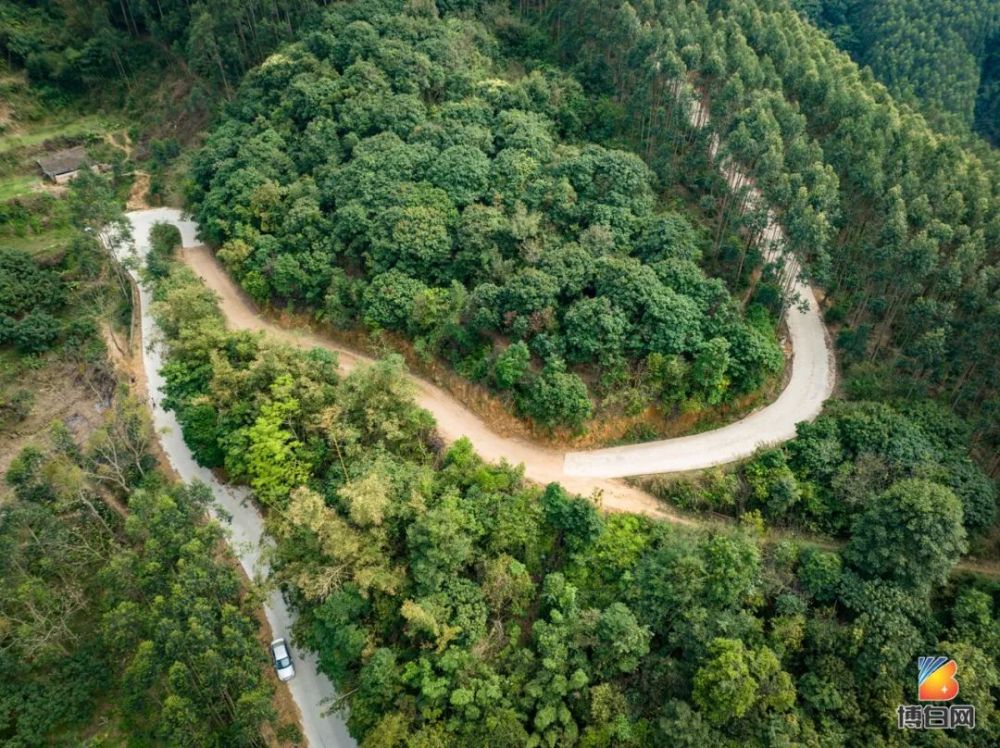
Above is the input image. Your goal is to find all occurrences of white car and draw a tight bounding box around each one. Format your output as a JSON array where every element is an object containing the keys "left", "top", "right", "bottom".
[{"left": 270, "top": 638, "right": 295, "bottom": 682}]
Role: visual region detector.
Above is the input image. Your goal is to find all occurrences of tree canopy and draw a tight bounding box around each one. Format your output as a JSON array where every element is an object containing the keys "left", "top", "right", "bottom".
[
  {"left": 148, "top": 184, "right": 1000, "bottom": 747},
  {"left": 794, "top": 0, "right": 1000, "bottom": 144},
  {"left": 186, "top": 0, "right": 783, "bottom": 430},
  {"left": 528, "top": 0, "right": 1000, "bottom": 469}
]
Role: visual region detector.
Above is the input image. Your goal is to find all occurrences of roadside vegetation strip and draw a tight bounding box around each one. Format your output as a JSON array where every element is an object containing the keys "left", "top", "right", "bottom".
[{"left": 121, "top": 208, "right": 357, "bottom": 748}]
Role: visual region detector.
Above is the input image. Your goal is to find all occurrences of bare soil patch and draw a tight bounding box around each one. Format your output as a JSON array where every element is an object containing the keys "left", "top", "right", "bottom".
[{"left": 0, "top": 359, "right": 110, "bottom": 484}]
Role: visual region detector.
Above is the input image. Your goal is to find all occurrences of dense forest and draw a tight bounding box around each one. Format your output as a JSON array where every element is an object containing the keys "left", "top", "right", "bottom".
[
  {"left": 793, "top": 0, "right": 1000, "bottom": 144},
  {"left": 515, "top": 0, "right": 1000, "bottom": 471},
  {"left": 0, "top": 0, "right": 328, "bottom": 96},
  {"left": 0, "top": 179, "right": 289, "bottom": 746},
  {"left": 2, "top": 0, "right": 999, "bottom": 745},
  {"left": 3, "top": 451, "right": 282, "bottom": 746},
  {"left": 186, "top": 0, "right": 784, "bottom": 430},
  {"left": 649, "top": 398, "right": 996, "bottom": 541},
  {"left": 150, "top": 220, "right": 1000, "bottom": 746}
]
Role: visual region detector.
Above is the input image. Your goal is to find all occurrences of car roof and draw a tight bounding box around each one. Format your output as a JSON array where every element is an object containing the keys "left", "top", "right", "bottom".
[{"left": 271, "top": 639, "right": 289, "bottom": 657}]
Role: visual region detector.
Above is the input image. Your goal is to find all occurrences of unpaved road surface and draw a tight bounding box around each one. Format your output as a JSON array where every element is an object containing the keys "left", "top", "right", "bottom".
[
  {"left": 128, "top": 203, "right": 832, "bottom": 519},
  {"left": 122, "top": 209, "right": 356, "bottom": 748},
  {"left": 128, "top": 83, "right": 835, "bottom": 510},
  {"left": 178, "top": 240, "right": 680, "bottom": 520}
]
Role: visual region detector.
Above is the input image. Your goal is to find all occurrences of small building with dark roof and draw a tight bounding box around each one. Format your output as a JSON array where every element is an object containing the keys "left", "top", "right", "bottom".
[{"left": 36, "top": 146, "right": 90, "bottom": 184}]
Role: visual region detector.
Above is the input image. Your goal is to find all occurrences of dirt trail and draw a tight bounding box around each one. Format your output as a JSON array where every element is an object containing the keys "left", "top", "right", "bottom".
[
  {"left": 181, "top": 244, "right": 686, "bottom": 523},
  {"left": 126, "top": 172, "right": 150, "bottom": 210},
  {"left": 138, "top": 254, "right": 1000, "bottom": 578}
]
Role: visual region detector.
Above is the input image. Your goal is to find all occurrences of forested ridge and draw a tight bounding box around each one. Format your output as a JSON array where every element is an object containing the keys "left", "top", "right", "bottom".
[
  {"left": 186, "top": 0, "right": 785, "bottom": 432},
  {"left": 180, "top": 0, "right": 1000, "bottom": 463},
  {"left": 793, "top": 0, "right": 1000, "bottom": 144},
  {"left": 2, "top": 0, "right": 999, "bottom": 745}
]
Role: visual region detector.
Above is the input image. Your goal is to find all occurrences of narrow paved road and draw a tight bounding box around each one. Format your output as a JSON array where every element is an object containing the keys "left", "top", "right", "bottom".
[
  {"left": 567, "top": 267, "right": 832, "bottom": 476},
  {"left": 121, "top": 209, "right": 356, "bottom": 748}
]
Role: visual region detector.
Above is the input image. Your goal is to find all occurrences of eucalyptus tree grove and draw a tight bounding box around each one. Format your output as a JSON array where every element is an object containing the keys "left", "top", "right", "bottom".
[{"left": 526, "top": 0, "right": 1000, "bottom": 467}]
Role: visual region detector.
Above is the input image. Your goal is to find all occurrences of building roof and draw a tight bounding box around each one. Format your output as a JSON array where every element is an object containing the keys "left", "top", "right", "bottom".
[{"left": 36, "top": 146, "right": 89, "bottom": 178}]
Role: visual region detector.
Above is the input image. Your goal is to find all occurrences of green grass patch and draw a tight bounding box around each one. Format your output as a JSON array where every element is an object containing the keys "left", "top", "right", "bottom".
[
  {"left": 0, "top": 115, "right": 119, "bottom": 154},
  {"left": 0, "top": 225, "right": 75, "bottom": 258},
  {"left": 0, "top": 173, "right": 41, "bottom": 201}
]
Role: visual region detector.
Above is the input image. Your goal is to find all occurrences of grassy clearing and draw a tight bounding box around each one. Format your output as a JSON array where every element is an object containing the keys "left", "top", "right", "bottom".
[
  {"left": 0, "top": 85, "right": 122, "bottom": 244},
  {"left": 0, "top": 173, "right": 41, "bottom": 201},
  {"left": 1, "top": 87, "right": 119, "bottom": 210},
  {"left": 0, "top": 114, "right": 119, "bottom": 154},
  {"left": 0, "top": 224, "right": 75, "bottom": 257}
]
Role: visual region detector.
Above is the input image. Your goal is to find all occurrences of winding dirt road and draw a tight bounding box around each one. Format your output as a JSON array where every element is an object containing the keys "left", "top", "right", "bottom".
[
  {"left": 175, "top": 224, "right": 833, "bottom": 512},
  {"left": 123, "top": 199, "right": 834, "bottom": 522},
  {"left": 178, "top": 238, "right": 682, "bottom": 521},
  {"left": 165, "top": 88, "right": 834, "bottom": 493}
]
